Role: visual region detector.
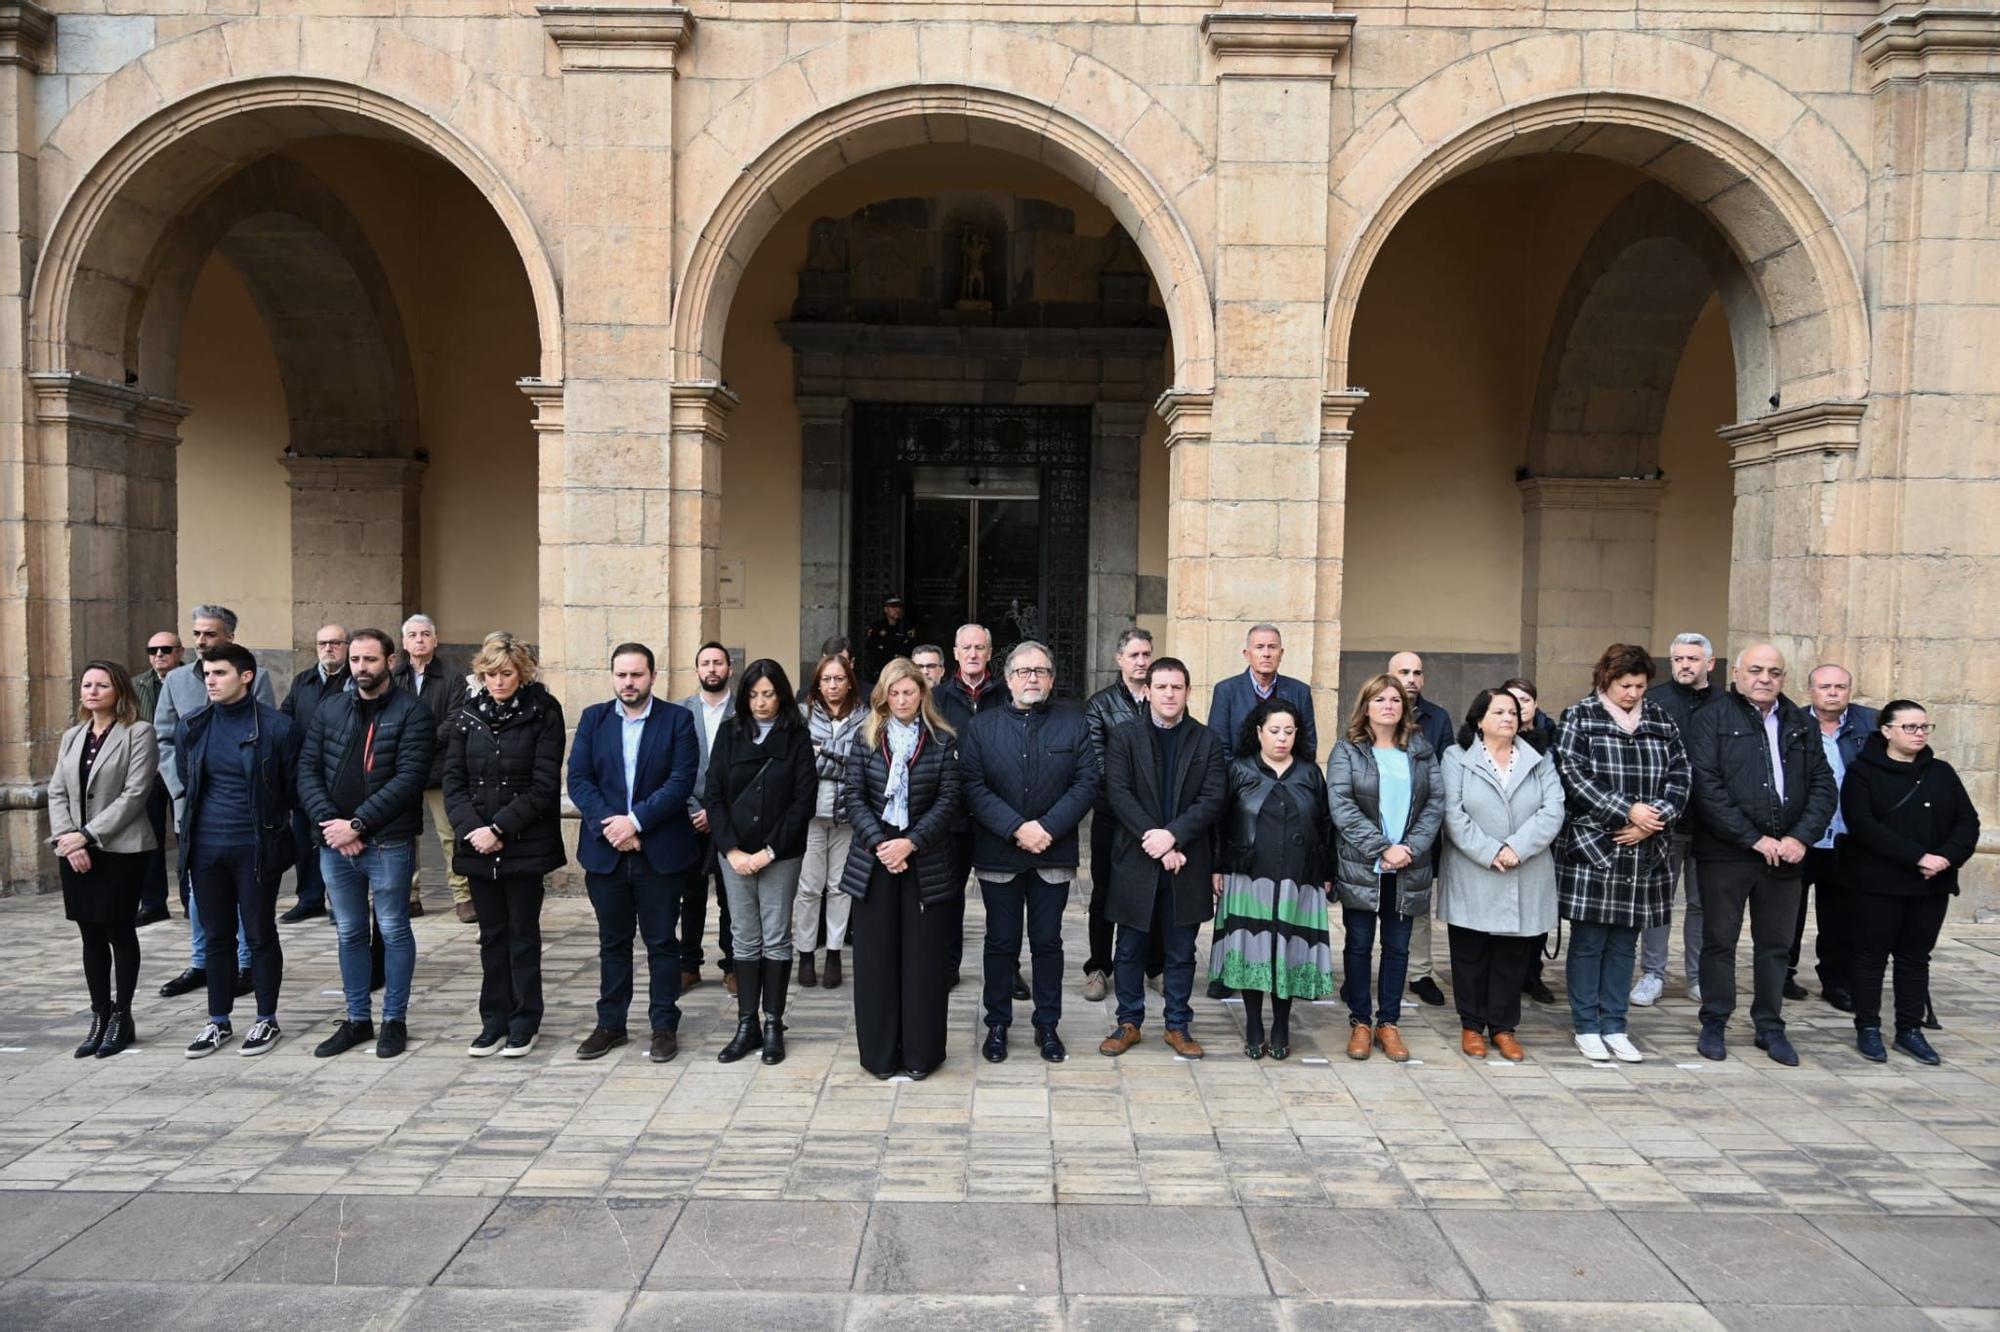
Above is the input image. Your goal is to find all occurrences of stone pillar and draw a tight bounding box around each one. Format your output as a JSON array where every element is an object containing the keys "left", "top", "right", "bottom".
[
  {"left": 1157, "top": 386, "right": 1212, "bottom": 670},
  {"left": 1087, "top": 401, "right": 1145, "bottom": 692},
  {"left": 667, "top": 381, "right": 734, "bottom": 700},
  {"left": 1183, "top": 12, "right": 1353, "bottom": 692},
  {"left": 797, "top": 394, "right": 849, "bottom": 672},
  {"left": 1314, "top": 391, "right": 1366, "bottom": 742},
  {"left": 281, "top": 456, "right": 425, "bottom": 654},
  {"left": 1518, "top": 476, "right": 1665, "bottom": 705},
  {"left": 537, "top": 6, "right": 692, "bottom": 702}
]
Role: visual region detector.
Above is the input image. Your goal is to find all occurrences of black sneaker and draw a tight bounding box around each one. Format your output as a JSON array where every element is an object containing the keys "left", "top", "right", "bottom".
[
  {"left": 280, "top": 900, "right": 326, "bottom": 924},
  {"left": 185, "top": 1022, "right": 233, "bottom": 1058},
  {"left": 501, "top": 1032, "right": 536, "bottom": 1059},
  {"left": 1410, "top": 976, "right": 1446, "bottom": 1007},
  {"left": 240, "top": 1019, "right": 281, "bottom": 1056},
  {"left": 377, "top": 1020, "right": 408, "bottom": 1058},
  {"left": 468, "top": 1027, "right": 506, "bottom": 1058},
  {"left": 314, "top": 1019, "right": 374, "bottom": 1058}
]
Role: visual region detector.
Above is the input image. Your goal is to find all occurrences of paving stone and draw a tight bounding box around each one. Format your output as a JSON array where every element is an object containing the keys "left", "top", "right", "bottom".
[
  {"left": 646, "top": 1199, "right": 867, "bottom": 1291},
  {"left": 1246, "top": 1206, "right": 1478, "bottom": 1300},
  {"left": 856, "top": 1201, "right": 1060, "bottom": 1294},
  {"left": 396, "top": 1286, "right": 634, "bottom": 1330},
  {"left": 1706, "top": 1308, "right": 1941, "bottom": 1332},
  {"left": 1057, "top": 1204, "right": 1268, "bottom": 1295},
  {"left": 231, "top": 1194, "right": 498, "bottom": 1285},
  {"left": 1492, "top": 1303, "right": 1726, "bottom": 1329},
  {"left": 1806, "top": 1216, "right": 2000, "bottom": 1307},
  {"left": 1065, "top": 1294, "right": 1286, "bottom": 1330},
  {"left": 842, "top": 1294, "right": 1064, "bottom": 1330},
  {"left": 1621, "top": 1211, "right": 1905, "bottom": 1307},
  {"left": 1431, "top": 1210, "right": 1693, "bottom": 1303},
  {"left": 0, "top": 1279, "right": 414, "bottom": 1331},
  {"left": 441, "top": 1197, "right": 680, "bottom": 1289},
  {"left": 620, "top": 1291, "right": 846, "bottom": 1329},
  {"left": 1282, "top": 1299, "right": 1503, "bottom": 1330},
  {"left": 25, "top": 1191, "right": 313, "bottom": 1281},
  {"left": 0, "top": 1190, "right": 128, "bottom": 1277}
]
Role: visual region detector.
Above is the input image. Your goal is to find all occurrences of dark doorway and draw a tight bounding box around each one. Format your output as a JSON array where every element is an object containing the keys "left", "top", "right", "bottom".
[{"left": 851, "top": 403, "right": 1091, "bottom": 695}]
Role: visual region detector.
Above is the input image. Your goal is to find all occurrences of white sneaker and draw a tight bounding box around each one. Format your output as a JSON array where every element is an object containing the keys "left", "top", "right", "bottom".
[
  {"left": 1603, "top": 1033, "right": 1644, "bottom": 1063},
  {"left": 1629, "top": 974, "right": 1664, "bottom": 1007},
  {"left": 1573, "top": 1033, "right": 1611, "bottom": 1061},
  {"left": 1686, "top": 979, "right": 1702, "bottom": 1004}
]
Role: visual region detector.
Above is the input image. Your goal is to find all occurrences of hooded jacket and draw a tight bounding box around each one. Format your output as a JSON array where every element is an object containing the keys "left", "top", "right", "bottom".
[{"left": 1837, "top": 732, "right": 1981, "bottom": 896}]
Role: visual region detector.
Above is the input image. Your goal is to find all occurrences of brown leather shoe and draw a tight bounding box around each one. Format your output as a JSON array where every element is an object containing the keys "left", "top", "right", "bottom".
[
  {"left": 1163, "top": 1028, "right": 1204, "bottom": 1059},
  {"left": 454, "top": 901, "right": 477, "bottom": 924},
  {"left": 575, "top": 1026, "right": 627, "bottom": 1060},
  {"left": 1347, "top": 1023, "right": 1373, "bottom": 1060},
  {"left": 1491, "top": 1031, "right": 1525, "bottom": 1062},
  {"left": 679, "top": 971, "right": 701, "bottom": 992},
  {"left": 1461, "top": 1028, "right": 1488, "bottom": 1058},
  {"left": 649, "top": 1030, "right": 678, "bottom": 1063},
  {"left": 1098, "top": 1022, "right": 1142, "bottom": 1057},
  {"left": 1375, "top": 1024, "right": 1410, "bottom": 1062}
]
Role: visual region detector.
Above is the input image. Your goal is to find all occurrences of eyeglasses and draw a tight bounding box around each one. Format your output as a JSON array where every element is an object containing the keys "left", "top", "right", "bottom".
[
  {"left": 146, "top": 645, "right": 177, "bottom": 655},
  {"left": 1010, "top": 666, "right": 1053, "bottom": 679},
  {"left": 1893, "top": 723, "right": 1934, "bottom": 736}
]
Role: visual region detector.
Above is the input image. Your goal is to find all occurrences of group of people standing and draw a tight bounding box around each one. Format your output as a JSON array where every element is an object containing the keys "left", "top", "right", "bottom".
[{"left": 45, "top": 604, "right": 1981, "bottom": 1076}]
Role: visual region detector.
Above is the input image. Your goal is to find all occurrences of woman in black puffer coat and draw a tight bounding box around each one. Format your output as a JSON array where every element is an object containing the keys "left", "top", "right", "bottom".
[
  {"left": 443, "top": 632, "right": 566, "bottom": 1057},
  {"left": 840, "top": 658, "right": 961, "bottom": 1079},
  {"left": 1838, "top": 699, "right": 1981, "bottom": 1067}
]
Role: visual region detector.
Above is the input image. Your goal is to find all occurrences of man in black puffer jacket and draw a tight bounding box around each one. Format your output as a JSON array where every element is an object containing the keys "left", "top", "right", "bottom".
[
  {"left": 297, "top": 628, "right": 436, "bottom": 1060},
  {"left": 1685, "top": 643, "right": 1835, "bottom": 1067},
  {"left": 959, "top": 640, "right": 1099, "bottom": 1065}
]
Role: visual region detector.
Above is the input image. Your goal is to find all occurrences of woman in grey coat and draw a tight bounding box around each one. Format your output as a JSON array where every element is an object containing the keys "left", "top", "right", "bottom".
[
  {"left": 1327, "top": 674, "right": 1443, "bottom": 1063},
  {"left": 1438, "top": 688, "right": 1564, "bottom": 1062}
]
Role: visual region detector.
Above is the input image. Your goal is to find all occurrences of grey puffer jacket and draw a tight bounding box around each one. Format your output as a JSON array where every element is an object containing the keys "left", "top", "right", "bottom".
[{"left": 1325, "top": 733, "right": 1444, "bottom": 916}]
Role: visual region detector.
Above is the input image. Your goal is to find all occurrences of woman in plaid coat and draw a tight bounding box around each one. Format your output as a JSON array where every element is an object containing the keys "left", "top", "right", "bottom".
[{"left": 1552, "top": 643, "right": 1691, "bottom": 1065}]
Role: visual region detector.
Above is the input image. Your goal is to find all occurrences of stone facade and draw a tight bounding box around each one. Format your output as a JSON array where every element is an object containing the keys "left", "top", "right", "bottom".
[{"left": 0, "top": 2, "right": 1993, "bottom": 911}]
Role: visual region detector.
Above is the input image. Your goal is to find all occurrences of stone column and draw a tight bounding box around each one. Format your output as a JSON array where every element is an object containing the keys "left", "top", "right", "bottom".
[
  {"left": 537, "top": 6, "right": 692, "bottom": 702},
  {"left": 796, "top": 394, "right": 849, "bottom": 671},
  {"left": 1087, "top": 401, "right": 1145, "bottom": 692},
  {"left": 1518, "top": 476, "right": 1665, "bottom": 704},
  {"left": 1158, "top": 386, "right": 1212, "bottom": 672},
  {"left": 1182, "top": 12, "right": 1353, "bottom": 693},
  {"left": 1314, "top": 390, "right": 1366, "bottom": 741},
  {"left": 667, "top": 381, "right": 734, "bottom": 700},
  {"left": 281, "top": 456, "right": 425, "bottom": 655}
]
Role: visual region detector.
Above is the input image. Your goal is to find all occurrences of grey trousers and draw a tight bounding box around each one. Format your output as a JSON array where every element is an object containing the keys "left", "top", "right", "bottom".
[
  {"left": 720, "top": 856, "right": 804, "bottom": 961},
  {"left": 1638, "top": 835, "right": 1703, "bottom": 983}
]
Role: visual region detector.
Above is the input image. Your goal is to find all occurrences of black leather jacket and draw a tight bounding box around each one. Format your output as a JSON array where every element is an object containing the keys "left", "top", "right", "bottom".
[{"left": 1083, "top": 681, "right": 1146, "bottom": 809}]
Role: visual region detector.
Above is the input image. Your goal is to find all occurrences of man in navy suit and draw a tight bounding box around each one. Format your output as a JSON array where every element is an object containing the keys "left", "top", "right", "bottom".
[
  {"left": 568, "top": 642, "right": 700, "bottom": 1064},
  {"left": 1206, "top": 624, "right": 1317, "bottom": 763},
  {"left": 1203, "top": 624, "right": 1317, "bottom": 998}
]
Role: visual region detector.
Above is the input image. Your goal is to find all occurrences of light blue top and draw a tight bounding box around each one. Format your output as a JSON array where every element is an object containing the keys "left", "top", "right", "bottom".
[
  {"left": 620, "top": 696, "right": 654, "bottom": 830},
  {"left": 1375, "top": 745, "right": 1412, "bottom": 871},
  {"left": 1816, "top": 725, "right": 1848, "bottom": 849}
]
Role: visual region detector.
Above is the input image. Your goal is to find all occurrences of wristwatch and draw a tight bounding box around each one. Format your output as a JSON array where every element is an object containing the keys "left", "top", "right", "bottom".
[{"left": 348, "top": 817, "right": 368, "bottom": 837}]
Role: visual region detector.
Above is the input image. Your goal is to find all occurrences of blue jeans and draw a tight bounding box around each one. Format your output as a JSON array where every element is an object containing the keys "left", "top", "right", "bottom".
[
  {"left": 1341, "top": 905, "right": 1412, "bottom": 1027},
  {"left": 323, "top": 842, "right": 416, "bottom": 1022},
  {"left": 183, "top": 868, "right": 250, "bottom": 971},
  {"left": 1566, "top": 919, "right": 1640, "bottom": 1035},
  {"left": 1114, "top": 878, "right": 1198, "bottom": 1031}
]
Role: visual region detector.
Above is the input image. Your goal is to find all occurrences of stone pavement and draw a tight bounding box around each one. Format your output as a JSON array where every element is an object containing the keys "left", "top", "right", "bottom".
[{"left": 1, "top": 874, "right": 1998, "bottom": 1330}]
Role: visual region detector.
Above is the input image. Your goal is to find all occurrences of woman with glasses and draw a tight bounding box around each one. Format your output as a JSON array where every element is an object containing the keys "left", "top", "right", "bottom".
[
  {"left": 795, "top": 654, "right": 865, "bottom": 990},
  {"left": 1837, "top": 701, "right": 1980, "bottom": 1065},
  {"left": 47, "top": 661, "right": 159, "bottom": 1057}
]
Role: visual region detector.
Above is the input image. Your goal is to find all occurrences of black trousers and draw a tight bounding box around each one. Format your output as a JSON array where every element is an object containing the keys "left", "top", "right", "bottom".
[
  {"left": 139, "top": 777, "right": 171, "bottom": 914},
  {"left": 290, "top": 809, "right": 326, "bottom": 908},
  {"left": 189, "top": 842, "right": 282, "bottom": 1021},
  {"left": 981, "top": 871, "right": 1066, "bottom": 1030},
  {"left": 1085, "top": 812, "right": 1161, "bottom": 979},
  {"left": 587, "top": 858, "right": 686, "bottom": 1033},
  {"left": 1447, "top": 925, "right": 1537, "bottom": 1035},
  {"left": 1697, "top": 859, "right": 1803, "bottom": 1035},
  {"left": 471, "top": 874, "right": 545, "bottom": 1039},
  {"left": 1847, "top": 890, "right": 1949, "bottom": 1033},
  {"left": 1788, "top": 846, "right": 1847, "bottom": 993},
  {"left": 680, "top": 835, "right": 733, "bottom": 974},
  {"left": 945, "top": 831, "right": 973, "bottom": 973},
  {"left": 849, "top": 866, "right": 952, "bottom": 1076}
]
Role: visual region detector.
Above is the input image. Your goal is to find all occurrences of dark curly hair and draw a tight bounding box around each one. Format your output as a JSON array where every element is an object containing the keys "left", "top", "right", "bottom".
[{"left": 1590, "top": 643, "right": 1656, "bottom": 693}]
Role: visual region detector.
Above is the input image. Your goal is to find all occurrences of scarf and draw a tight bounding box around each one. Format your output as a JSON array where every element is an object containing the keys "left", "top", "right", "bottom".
[
  {"left": 1597, "top": 691, "right": 1643, "bottom": 735},
  {"left": 473, "top": 687, "right": 529, "bottom": 729},
  {"left": 882, "top": 717, "right": 922, "bottom": 830}
]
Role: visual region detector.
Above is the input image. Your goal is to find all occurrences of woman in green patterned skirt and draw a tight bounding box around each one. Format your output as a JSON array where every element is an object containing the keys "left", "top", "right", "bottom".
[{"left": 1211, "top": 697, "right": 1337, "bottom": 1059}]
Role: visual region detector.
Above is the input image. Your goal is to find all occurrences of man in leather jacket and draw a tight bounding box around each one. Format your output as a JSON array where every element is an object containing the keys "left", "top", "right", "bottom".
[{"left": 1081, "top": 627, "right": 1159, "bottom": 1000}]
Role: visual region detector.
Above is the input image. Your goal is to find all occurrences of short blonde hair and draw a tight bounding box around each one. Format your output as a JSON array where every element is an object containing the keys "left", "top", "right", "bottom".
[{"left": 471, "top": 631, "right": 537, "bottom": 684}]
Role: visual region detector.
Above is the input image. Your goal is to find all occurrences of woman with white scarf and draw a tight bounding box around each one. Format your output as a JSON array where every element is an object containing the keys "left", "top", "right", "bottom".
[
  {"left": 838, "top": 658, "right": 961, "bottom": 1079},
  {"left": 794, "top": 654, "right": 865, "bottom": 989}
]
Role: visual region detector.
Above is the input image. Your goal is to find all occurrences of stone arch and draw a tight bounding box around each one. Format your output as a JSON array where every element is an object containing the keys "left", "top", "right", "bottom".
[
  {"left": 130, "top": 156, "right": 418, "bottom": 458},
  {"left": 1528, "top": 182, "right": 1760, "bottom": 475},
  {"left": 1324, "top": 33, "right": 1870, "bottom": 409},
  {"left": 32, "top": 73, "right": 562, "bottom": 385},
  {"left": 674, "top": 49, "right": 1216, "bottom": 389}
]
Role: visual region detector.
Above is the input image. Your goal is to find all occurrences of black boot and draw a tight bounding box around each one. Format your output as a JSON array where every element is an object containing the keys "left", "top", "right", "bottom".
[
  {"left": 717, "top": 960, "right": 764, "bottom": 1063},
  {"left": 761, "top": 958, "right": 791, "bottom": 1065},
  {"left": 75, "top": 1011, "right": 109, "bottom": 1059},
  {"left": 96, "top": 1008, "right": 135, "bottom": 1058}
]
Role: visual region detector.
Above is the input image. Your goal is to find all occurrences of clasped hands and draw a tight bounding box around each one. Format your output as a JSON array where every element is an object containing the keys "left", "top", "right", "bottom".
[
  {"left": 600, "top": 814, "right": 642, "bottom": 854},
  {"left": 1611, "top": 801, "right": 1668, "bottom": 849},
  {"left": 1142, "top": 827, "right": 1186, "bottom": 874},
  {"left": 54, "top": 830, "right": 90, "bottom": 874}
]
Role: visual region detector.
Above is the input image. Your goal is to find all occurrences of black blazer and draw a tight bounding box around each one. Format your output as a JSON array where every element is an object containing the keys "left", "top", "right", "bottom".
[
  {"left": 704, "top": 721, "right": 817, "bottom": 860},
  {"left": 1102, "top": 716, "right": 1228, "bottom": 930}
]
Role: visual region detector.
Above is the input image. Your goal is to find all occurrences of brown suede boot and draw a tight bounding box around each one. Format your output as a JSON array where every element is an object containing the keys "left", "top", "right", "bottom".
[
  {"left": 1375, "top": 1024, "right": 1410, "bottom": 1062},
  {"left": 1346, "top": 1022, "right": 1373, "bottom": 1060}
]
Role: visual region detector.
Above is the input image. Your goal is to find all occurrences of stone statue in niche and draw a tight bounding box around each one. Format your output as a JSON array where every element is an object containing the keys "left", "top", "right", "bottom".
[{"left": 956, "top": 226, "right": 992, "bottom": 311}]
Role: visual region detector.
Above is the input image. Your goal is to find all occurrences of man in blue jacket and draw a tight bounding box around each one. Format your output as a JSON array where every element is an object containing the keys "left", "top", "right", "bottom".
[
  {"left": 174, "top": 643, "right": 301, "bottom": 1059},
  {"left": 959, "top": 640, "right": 1099, "bottom": 1064},
  {"left": 568, "top": 642, "right": 700, "bottom": 1065},
  {"left": 1788, "top": 663, "right": 1877, "bottom": 1012}
]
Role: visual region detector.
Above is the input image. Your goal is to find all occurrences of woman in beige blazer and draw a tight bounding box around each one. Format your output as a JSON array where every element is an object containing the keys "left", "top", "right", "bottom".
[{"left": 48, "top": 659, "right": 159, "bottom": 1058}]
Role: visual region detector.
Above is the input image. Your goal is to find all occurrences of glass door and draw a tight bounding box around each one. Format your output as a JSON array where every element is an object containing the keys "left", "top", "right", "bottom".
[{"left": 905, "top": 467, "right": 1041, "bottom": 660}]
